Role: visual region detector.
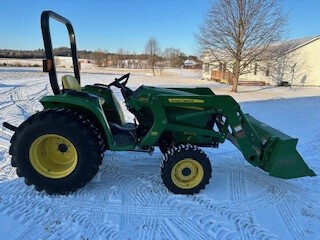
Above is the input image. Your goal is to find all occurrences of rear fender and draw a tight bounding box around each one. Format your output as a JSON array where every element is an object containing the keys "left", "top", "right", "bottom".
[{"left": 40, "top": 94, "right": 114, "bottom": 149}]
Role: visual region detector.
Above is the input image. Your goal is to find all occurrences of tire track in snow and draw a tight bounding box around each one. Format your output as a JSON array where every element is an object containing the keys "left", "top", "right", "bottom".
[
  {"left": 0, "top": 101, "right": 15, "bottom": 111},
  {"left": 0, "top": 186, "right": 122, "bottom": 239},
  {"left": 229, "top": 156, "right": 256, "bottom": 240},
  {"left": 0, "top": 155, "right": 238, "bottom": 240},
  {"left": 163, "top": 217, "right": 215, "bottom": 240},
  {"left": 1, "top": 142, "right": 317, "bottom": 239},
  {"left": 0, "top": 79, "right": 49, "bottom": 161},
  {"left": 115, "top": 156, "right": 207, "bottom": 240},
  {"left": 8, "top": 80, "right": 49, "bottom": 119},
  {"left": 0, "top": 184, "right": 204, "bottom": 239},
  {"left": 0, "top": 130, "right": 16, "bottom": 182},
  {"left": 187, "top": 194, "right": 281, "bottom": 240},
  {"left": 0, "top": 154, "right": 16, "bottom": 182},
  {"left": 212, "top": 152, "right": 319, "bottom": 239},
  {"left": 230, "top": 157, "right": 247, "bottom": 201},
  {"left": 0, "top": 135, "right": 10, "bottom": 150},
  {"left": 111, "top": 144, "right": 318, "bottom": 236},
  {"left": 276, "top": 199, "right": 303, "bottom": 240},
  {"left": 194, "top": 154, "right": 283, "bottom": 239},
  {"left": 0, "top": 148, "right": 288, "bottom": 239},
  {"left": 164, "top": 197, "right": 240, "bottom": 239},
  {"left": 277, "top": 194, "right": 320, "bottom": 240},
  {"left": 192, "top": 214, "right": 239, "bottom": 239}
]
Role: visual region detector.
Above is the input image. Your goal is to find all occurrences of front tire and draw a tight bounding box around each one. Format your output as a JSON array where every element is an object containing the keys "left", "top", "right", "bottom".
[
  {"left": 160, "top": 144, "right": 212, "bottom": 194},
  {"left": 10, "top": 108, "right": 105, "bottom": 194},
  {"left": 158, "top": 132, "right": 173, "bottom": 154}
]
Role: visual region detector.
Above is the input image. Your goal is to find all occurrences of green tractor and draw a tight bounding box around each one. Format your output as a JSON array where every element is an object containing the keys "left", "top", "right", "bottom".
[{"left": 3, "top": 11, "right": 315, "bottom": 195}]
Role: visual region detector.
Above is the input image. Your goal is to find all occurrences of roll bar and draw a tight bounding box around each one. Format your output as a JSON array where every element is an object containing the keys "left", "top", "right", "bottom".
[{"left": 41, "top": 11, "right": 80, "bottom": 95}]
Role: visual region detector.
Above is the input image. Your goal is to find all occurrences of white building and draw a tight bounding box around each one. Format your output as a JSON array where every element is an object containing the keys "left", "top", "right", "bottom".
[
  {"left": 202, "top": 36, "right": 320, "bottom": 86},
  {"left": 55, "top": 56, "right": 73, "bottom": 68},
  {"left": 184, "top": 59, "right": 198, "bottom": 69}
]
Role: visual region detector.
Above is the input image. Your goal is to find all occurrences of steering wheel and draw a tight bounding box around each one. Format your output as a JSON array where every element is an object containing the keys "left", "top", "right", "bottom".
[
  {"left": 107, "top": 73, "right": 130, "bottom": 89},
  {"left": 107, "top": 73, "right": 133, "bottom": 99}
]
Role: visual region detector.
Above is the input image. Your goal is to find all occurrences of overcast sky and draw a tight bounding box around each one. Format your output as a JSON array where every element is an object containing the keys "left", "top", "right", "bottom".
[{"left": 0, "top": 0, "right": 319, "bottom": 55}]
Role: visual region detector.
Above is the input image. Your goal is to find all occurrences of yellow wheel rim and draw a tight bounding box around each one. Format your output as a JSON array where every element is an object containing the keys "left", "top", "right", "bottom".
[
  {"left": 29, "top": 134, "right": 78, "bottom": 179},
  {"left": 171, "top": 158, "right": 204, "bottom": 189}
]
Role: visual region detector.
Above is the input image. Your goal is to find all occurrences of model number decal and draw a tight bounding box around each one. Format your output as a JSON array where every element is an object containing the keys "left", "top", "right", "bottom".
[{"left": 168, "top": 98, "right": 204, "bottom": 104}]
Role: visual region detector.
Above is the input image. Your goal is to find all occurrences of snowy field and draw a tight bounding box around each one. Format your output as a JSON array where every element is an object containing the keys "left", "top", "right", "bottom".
[{"left": 0, "top": 67, "right": 319, "bottom": 240}]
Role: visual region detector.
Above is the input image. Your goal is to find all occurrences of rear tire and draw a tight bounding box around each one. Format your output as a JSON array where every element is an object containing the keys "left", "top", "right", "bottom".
[
  {"left": 160, "top": 144, "right": 212, "bottom": 194},
  {"left": 10, "top": 108, "right": 105, "bottom": 194}
]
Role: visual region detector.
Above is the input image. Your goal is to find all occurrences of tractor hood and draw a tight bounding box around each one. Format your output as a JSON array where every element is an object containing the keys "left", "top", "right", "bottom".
[{"left": 132, "top": 86, "right": 199, "bottom": 99}]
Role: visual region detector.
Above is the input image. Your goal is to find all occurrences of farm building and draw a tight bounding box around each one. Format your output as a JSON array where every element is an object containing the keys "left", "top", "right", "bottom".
[
  {"left": 55, "top": 56, "right": 73, "bottom": 68},
  {"left": 183, "top": 59, "right": 199, "bottom": 69},
  {"left": 202, "top": 36, "right": 320, "bottom": 86}
]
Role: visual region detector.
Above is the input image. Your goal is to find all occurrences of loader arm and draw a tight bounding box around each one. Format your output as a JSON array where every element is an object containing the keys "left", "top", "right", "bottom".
[
  {"left": 129, "top": 91, "right": 315, "bottom": 179},
  {"left": 134, "top": 94, "right": 261, "bottom": 161}
]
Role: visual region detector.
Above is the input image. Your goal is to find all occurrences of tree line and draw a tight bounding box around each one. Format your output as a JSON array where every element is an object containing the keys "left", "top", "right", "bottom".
[
  {"left": 0, "top": 47, "right": 95, "bottom": 60},
  {"left": 92, "top": 44, "right": 199, "bottom": 75},
  {"left": 0, "top": 45, "right": 199, "bottom": 74}
]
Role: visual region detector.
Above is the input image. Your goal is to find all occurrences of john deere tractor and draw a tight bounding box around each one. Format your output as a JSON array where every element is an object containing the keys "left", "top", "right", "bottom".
[{"left": 3, "top": 11, "right": 315, "bottom": 195}]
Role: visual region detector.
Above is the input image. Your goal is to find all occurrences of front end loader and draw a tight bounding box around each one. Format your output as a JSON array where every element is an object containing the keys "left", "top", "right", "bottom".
[{"left": 3, "top": 11, "right": 315, "bottom": 195}]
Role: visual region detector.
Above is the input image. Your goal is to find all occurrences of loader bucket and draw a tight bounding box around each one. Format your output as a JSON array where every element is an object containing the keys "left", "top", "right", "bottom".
[{"left": 245, "top": 115, "right": 316, "bottom": 179}]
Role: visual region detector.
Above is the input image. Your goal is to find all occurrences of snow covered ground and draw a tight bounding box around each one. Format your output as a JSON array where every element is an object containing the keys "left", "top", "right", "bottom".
[{"left": 0, "top": 67, "right": 319, "bottom": 240}]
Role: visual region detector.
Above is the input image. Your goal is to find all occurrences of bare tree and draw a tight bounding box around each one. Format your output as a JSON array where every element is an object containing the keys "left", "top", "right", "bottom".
[
  {"left": 92, "top": 49, "right": 107, "bottom": 67},
  {"left": 116, "top": 48, "right": 125, "bottom": 68},
  {"left": 163, "top": 48, "right": 186, "bottom": 68},
  {"left": 196, "top": 0, "right": 287, "bottom": 92},
  {"left": 145, "top": 37, "right": 161, "bottom": 76},
  {"left": 157, "top": 54, "right": 167, "bottom": 76}
]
